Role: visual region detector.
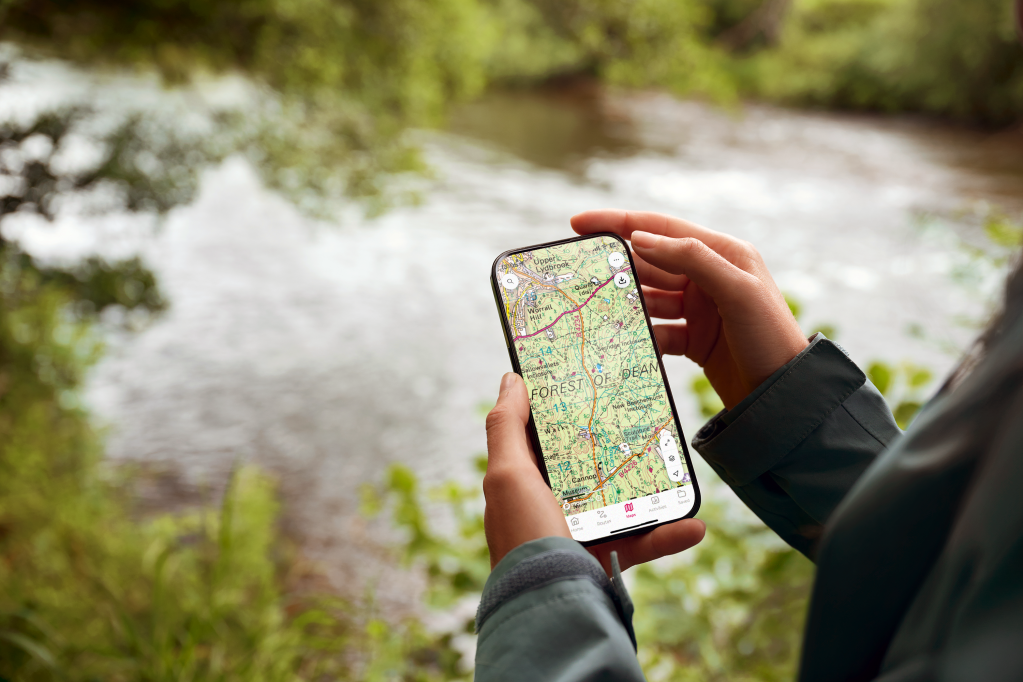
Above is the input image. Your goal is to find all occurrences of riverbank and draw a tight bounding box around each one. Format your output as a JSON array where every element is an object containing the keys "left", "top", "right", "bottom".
[{"left": 70, "top": 89, "right": 1022, "bottom": 610}]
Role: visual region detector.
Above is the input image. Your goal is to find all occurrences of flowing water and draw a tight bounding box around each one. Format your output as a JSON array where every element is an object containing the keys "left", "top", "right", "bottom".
[{"left": 5, "top": 65, "right": 1023, "bottom": 604}]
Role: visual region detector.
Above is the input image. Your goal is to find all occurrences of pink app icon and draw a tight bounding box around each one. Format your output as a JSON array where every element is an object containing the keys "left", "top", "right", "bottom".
[{"left": 624, "top": 502, "right": 634, "bottom": 512}]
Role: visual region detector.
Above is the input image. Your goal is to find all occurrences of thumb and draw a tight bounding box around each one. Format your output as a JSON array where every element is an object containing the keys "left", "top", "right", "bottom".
[{"left": 485, "top": 373, "right": 537, "bottom": 473}]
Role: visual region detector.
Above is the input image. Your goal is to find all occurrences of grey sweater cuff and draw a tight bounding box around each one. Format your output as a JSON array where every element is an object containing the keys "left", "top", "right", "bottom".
[
  {"left": 476, "top": 537, "right": 636, "bottom": 649},
  {"left": 692, "top": 334, "right": 866, "bottom": 487}
]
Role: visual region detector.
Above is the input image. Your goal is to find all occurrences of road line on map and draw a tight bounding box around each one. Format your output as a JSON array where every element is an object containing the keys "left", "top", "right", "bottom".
[
  {"left": 576, "top": 417, "right": 674, "bottom": 503},
  {"left": 510, "top": 269, "right": 628, "bottom": 341},
  {"left": 508, "top": 257, "right": 674, "bottom": 511}
]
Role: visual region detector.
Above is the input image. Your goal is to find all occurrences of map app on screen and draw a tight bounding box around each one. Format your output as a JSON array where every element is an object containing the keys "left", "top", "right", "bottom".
[{"left": 494, "top": 234, "right": 697, "bottom": 543}]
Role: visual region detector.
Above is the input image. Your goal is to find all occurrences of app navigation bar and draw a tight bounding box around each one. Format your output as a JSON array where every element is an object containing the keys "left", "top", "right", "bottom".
[{"left": 566, "top": 486, "right": 695, "bottom": 543}]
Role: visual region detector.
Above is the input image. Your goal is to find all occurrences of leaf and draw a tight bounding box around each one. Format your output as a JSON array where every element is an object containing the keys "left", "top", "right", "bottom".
[
  {"left": 984, "top": 216, "right": 1023, "bottom": 248},
  {"left": 476, "top": 401, "right": 496, "bottom": 420},
  {"left": 387, "top": 464, "right": 417, "bottom": 495},
  {"left": 907, "top": 366, "right": 933, "bottom": 389},
  {"left": 867, "top": 361, "right": 892, "bottom": 396},
  {"left": 814, "top": 324, "right": 838, "bottom": 340},
  {"left": 359, "top": 482, "right": 383, "bottom": 518},
  {"left": 783, "top": 293, "right": 802, "bottom": 321},
  {"left": 691, "top": 373, "right": 724, "bottom": 419},
  {"left": 0, "top": 631, "right": 58, "bottom": 669},
  {"left": 894, "top": 401, "right": 923, "bottom": 429}
]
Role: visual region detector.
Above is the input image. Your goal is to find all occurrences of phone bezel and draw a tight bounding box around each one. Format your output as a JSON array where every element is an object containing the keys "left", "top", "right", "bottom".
[{"left": 489, "top": 231, "right": 702, "bottom": 546}]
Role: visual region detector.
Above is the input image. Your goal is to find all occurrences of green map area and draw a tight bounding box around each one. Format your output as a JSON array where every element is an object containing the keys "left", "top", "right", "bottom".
[{"left": 497, "top": 236, "right": 689, "bottom": 516}]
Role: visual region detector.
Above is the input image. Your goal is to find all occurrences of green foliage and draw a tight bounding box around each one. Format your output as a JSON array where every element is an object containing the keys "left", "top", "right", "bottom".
[
  {"left": 866, "top": 359, "right": 933, "bottom": 428},
  {"left": 0, "top": 237, "right": 338, "bottom": 678},
  {"left": 984, "top": 212, "right": 1023, "bottom": 250},
  {"left": 375, "top": 462, "right": 813, "bottom": 681},
  {"left": 0, "top": 0, "right": 489, "bottom": 115},
  {"left": 752, "top": 0, "right": 1023, "bottom": 125},
  {"left": 1, "top": 106, "right": 215, "bottom": 221},
  {"left": 692, "top": 373, "right": 726, "bottom": 419},
  {"left": 0, "top": 227, "right": 466, "bottom": 681},
  {"left": 783, "top": 289, "right": 933, "bottom": 429},
  {"left": 952, "top": 208, "right": 1023, "bottom": 285},
  {"left": 366, "top": 461, "right": 491, "bottom": 613},
  {"left": 0, "top": 0, "right": 736, "bottom": 213},
  {"left": 632, "top": 500, "right": 813, "bottom": 682},
  {"left": 813, "top": 323, "right": 838, "bottom": 340},
  {"left": 0, "top": 0, "right": 490, "bottom": 210},
  {"left": 3, "top": 0, "right": 1020, "bottom": 224},
  {"left": 783, "top": 292, "right": 802, "bottom": 321},
  {"left": 1, "top": 464, "right": 343, "bottom": 681},
  {"left": 517, "top": 0, "right": 738, "bottom": 101}
]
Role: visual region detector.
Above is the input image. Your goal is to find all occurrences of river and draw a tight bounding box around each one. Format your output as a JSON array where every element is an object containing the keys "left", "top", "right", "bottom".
[{"left": 5, "top": 63, "right": 1023, "bottom": 607}]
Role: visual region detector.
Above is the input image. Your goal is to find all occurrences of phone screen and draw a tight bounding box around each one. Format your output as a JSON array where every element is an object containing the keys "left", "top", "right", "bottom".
[{"left": 492, "top": 233, "right": 699, "bottom": 544}]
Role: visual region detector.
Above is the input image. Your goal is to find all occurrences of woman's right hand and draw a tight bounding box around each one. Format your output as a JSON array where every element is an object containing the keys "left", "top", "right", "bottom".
[{"left": 571, "top": 210, "right": 808, "bottom": 410}]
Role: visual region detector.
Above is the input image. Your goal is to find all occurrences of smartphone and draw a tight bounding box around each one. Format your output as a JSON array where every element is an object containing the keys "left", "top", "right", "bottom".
[{"left": 491, "top": 233, "right": 701, "bottom": 546}]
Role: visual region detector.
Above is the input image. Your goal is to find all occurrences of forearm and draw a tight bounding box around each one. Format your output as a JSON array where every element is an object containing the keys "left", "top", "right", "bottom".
[
  {"left": 474, "top": 537, "right": 644, "bottom": 682},
  {"left": 693, "top": 335, "right": 901, "bottom": 559}
]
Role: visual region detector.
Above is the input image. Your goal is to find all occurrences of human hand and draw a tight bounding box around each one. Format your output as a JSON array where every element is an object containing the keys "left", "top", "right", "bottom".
[
  {"left": 572, "top": 210, "right": 808, "bottom": 410},
  {"left": 484, "top": 372, "right": 705, "bottom": 572}
]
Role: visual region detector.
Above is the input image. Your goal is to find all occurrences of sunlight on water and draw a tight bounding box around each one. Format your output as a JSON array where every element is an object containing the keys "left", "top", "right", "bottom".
[{"left": 5, "top": 65, "right": 1020, "bottom": 600}]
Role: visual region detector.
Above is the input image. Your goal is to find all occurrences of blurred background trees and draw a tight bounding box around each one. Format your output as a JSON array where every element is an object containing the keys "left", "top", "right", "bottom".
[{"left": 2, "top": 0, "right": 1020, "bottom": 213}]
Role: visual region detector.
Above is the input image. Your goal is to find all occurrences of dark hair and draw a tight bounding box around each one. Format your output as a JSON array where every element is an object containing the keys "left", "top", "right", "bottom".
[{"left": 945, "top": 247, "right": 1023, "bottom": 390}]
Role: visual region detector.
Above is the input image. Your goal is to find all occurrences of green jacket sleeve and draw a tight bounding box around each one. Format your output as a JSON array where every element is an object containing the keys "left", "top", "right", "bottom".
[
  {"left": 474, "top": 537, "right": 644, "bottom": 682},
  {"left": 692, "top": 334, "right": 902, "bottom": 559}
]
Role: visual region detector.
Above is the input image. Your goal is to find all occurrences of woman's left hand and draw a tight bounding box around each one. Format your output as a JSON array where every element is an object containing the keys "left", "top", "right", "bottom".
[{"left": 484, "top": 372, "right": 706, "bottom": 574}]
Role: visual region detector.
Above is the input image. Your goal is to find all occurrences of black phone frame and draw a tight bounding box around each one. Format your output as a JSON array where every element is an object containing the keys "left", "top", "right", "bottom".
[{"left": 489, "top": 232, "right": 702, "bottom": 547}]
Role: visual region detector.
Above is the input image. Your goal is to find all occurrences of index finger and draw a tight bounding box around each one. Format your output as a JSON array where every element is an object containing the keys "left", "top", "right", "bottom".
[{"left": 571, "top": 209, "right": 736, "bottom": 254}]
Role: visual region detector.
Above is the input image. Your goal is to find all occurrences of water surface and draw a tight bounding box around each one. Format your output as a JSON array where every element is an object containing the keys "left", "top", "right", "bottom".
[{"left": 13, "top": 76, "right": 1022, "bottom": 600}]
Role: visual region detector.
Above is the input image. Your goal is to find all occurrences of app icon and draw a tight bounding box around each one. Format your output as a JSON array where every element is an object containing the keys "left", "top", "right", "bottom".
[
  {"left": 571, "top": 517, "right": 580, "bottom": 526},
  {"left": 624, "top": 502, "right": 634, "bottom": 512},
  {"left": 677, "top": 488, "right": 687, "bottom": 498},
  {"left": 650, "top": 496, "right": 660, "bottom": 504}
]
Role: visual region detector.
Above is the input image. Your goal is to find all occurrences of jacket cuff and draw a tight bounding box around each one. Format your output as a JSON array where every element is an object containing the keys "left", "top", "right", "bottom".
[
  {"left": 692, "top": 334, "right": 866, "bottom": 487},
  {"left": 476, "top": 537, "right": 636, "bottom": 649}
]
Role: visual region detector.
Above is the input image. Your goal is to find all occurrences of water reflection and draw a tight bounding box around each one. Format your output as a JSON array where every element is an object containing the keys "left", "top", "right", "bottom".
[
  {"left": 76, "top": 87, "right": 1022, "bottom": 604},
  {"left": 447, "top": 82, "right": 646, "bottom": 172}
]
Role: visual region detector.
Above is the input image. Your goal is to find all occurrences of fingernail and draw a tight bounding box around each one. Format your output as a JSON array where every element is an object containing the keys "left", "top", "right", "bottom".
[
  {"left": 631, "top": 231, "right": 657, "bottom": 248},
  {"left": 500, "top": 372, "right": 516, "bottom": 394}
]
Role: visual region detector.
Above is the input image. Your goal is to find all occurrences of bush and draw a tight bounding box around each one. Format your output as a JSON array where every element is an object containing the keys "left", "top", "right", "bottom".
[
  {"left": 0, "top": 237, "right": 465, "bottom": 681},
  {"left": 752, "top": 0, "right": 1023, "bottom": 125}
]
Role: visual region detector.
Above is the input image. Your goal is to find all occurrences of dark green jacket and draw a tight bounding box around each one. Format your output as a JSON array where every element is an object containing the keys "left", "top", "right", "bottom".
[{"left": 474, "top": 328, "right": 1023, "bottom": 681}]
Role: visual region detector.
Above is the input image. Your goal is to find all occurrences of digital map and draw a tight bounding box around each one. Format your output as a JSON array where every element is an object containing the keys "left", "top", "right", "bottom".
[{"left": 496, "top": 236, "right": 690, "bottom": 517}]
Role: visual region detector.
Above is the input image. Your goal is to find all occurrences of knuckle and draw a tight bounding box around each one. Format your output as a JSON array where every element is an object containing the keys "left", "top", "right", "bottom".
[
  {"left": 674, "top": 237, "right": 703, "bottom": 255},
  {"left": 720, "top": 239, "right": 759, "bottom": 272},
  {"left": 741, "top": 240, "right": 764, "bottom": 265},
  {"left": 485, "top": 405, "right": 509, "bottom": 433},
  {"left": 482, "top": 468, "right": 514, "bottom": 496}
]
